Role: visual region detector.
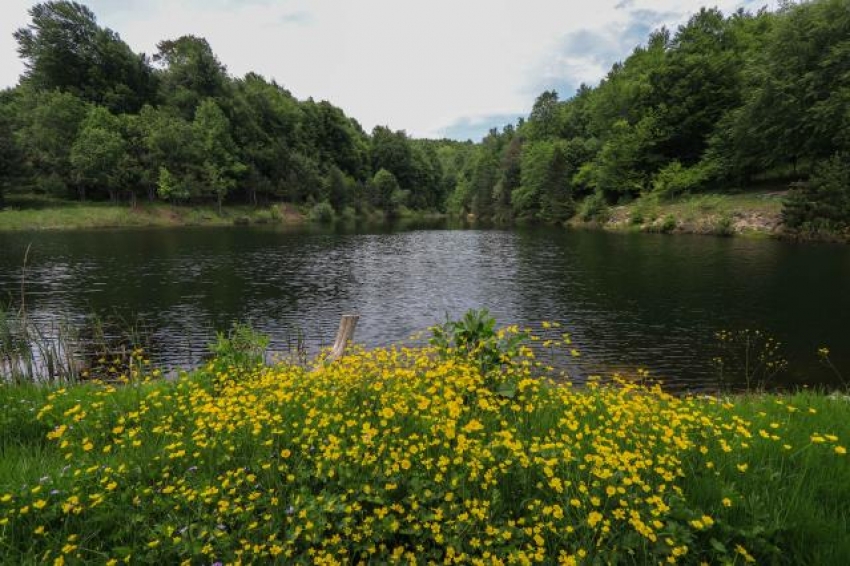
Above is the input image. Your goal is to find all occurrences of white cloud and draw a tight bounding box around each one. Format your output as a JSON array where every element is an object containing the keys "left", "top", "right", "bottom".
[
  {"left": 0, "top": 0, "right": 777, "bottom": 139},
  {"left": 0, "top": 0, "right": 31, "bottom": 83}
]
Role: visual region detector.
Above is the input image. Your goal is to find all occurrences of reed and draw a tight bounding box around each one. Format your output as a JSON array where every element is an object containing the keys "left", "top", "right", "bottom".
[{"left": 0, "top": 304, "right": 157, "bottom": 384}]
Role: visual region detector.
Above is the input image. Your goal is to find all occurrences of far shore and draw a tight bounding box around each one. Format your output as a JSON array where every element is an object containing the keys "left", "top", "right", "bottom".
[
  {"left": 567, "top": 191, "right": 785, "bottom": 238},
  {"left": 1, "top": 190, "right": 845, "bottom": 243},
  {"left": 0, "top": 196, "right": 460, "bottom": 232},
  {"left": 0, "top": 199, "right": 308, "bottom": 231}
]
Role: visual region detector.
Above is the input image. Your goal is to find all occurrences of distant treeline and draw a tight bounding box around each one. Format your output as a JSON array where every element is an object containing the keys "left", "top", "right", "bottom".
[
  {"left": 0, "top": 1, "right": 848, "bottom": 232},
  {"left": 0, "top": 2, "right": 464, "bottom": 217}
]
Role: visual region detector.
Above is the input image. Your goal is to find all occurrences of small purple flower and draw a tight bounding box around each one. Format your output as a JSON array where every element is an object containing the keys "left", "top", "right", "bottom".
[{"left": 286, "top": 505, "right": 295, "bottom": 516}]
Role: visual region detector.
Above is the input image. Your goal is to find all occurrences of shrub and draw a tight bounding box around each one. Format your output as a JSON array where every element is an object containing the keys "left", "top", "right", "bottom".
[
  {"left": 714, "top": 213, "right": 734, "bottom": 236},
  {"left": 577, "top": 191, "right": 610, "bottom": 223},
  {"left": 630, "top": 194, "right": 660, "bottom": 226},
  {"left": 429, "top": 309, "right": 527, "bottom": 386},
  {"left": 540, "top": 196, "right": 576, "bottom": 224},
  {"left": 782, "top": 153, "right": 850, "bottom": 235},
  {"left": 660, "top": 213, "right": 677, "bottom": 233},
  {"left": 208, "top": 322, "right": 269, "bottom": 371},
  {"left": 308, "top": 200, "right": 336, "bottom": 223},
  {"left": 339, "top": 205, "right": 357, "bottom": 222},
  {"left": 651, "top": 160, "right": 713, "bottom": 200},
  {"left": 36, "top": 173, "right": 68, "bottom": 198},
  {"left": 268, "top": 205, "right": 282, "bottom": 222}
]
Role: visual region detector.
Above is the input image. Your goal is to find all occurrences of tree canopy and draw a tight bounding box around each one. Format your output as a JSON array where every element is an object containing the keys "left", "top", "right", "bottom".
[{"left": 441, "top": 0, "right": 850, "bottom": 228}]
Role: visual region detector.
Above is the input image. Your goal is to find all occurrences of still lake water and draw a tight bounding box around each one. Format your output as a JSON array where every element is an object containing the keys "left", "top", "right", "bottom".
[{"left": 1, "top": 222, "right": 848, "bottom": 390}]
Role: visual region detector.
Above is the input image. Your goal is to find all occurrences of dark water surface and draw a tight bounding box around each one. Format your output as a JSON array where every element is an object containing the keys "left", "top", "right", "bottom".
[{"left": 1, "top": 223, "right": 848, "bottom": 389}]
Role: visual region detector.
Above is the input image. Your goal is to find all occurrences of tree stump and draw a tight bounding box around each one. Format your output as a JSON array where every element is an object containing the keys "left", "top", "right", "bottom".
[{"left": 329, "top": 314, "right": 359, "bottom": 361}]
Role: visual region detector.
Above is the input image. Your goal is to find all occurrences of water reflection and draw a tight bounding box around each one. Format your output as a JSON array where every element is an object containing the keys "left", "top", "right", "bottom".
[{"left": 1, "top": 223, "right": 848, "bottom": 389}]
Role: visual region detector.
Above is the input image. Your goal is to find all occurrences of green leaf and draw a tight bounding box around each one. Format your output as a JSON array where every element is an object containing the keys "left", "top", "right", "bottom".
[
  {"left": 496, "top": 383, "right": 517, "bottom": 399},
  {"left": 710, "top": 538, "right": 727, "bottom": 553}
]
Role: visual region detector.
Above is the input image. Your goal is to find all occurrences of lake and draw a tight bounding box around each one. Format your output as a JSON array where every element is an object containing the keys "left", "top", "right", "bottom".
[{"left": 1, "top": 222, "right": 848, "bottom": 390}]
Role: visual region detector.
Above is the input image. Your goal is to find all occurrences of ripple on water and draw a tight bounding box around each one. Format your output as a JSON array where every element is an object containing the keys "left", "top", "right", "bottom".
[{"left": 1, "top": 225, "right": 848, "bottom": 389}]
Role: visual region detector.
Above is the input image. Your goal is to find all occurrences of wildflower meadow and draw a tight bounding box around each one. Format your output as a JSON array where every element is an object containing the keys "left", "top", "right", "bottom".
[{"left": 0, "top": 318, "right": 848, "bottom": 564}]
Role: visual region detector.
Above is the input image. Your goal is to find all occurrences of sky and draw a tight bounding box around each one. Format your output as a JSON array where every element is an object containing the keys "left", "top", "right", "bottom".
[{"left": 0, "top": 0, "right": 775, "bottom": 141}]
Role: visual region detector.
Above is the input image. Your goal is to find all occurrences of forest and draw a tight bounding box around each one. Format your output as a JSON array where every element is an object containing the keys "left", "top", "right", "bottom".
[{"left": 0, "top": 0, "right": 848, "bottom": 233}]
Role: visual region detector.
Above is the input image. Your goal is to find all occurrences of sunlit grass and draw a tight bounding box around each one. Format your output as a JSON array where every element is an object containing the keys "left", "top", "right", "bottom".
[
  {"left": 0, "top": 200, "right": 293, "bottom": 231},
  {"left": 591, "top": 190, "right": 787, "bottom": 236}
]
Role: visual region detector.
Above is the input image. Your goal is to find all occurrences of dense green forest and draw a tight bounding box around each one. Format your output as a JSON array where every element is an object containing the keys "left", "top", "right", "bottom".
[{"left": 0, "top": 0, "right": 848, "bottom": 233}]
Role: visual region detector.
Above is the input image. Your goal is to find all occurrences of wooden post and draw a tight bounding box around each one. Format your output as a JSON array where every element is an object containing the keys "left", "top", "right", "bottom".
[{"left": 329, "top": 314, "right": 359, "bottom": 361}]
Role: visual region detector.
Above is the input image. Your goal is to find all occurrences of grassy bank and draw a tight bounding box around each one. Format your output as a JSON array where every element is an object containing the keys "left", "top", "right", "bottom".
[
  {"left": 1, "top": 327, "right": 848, "bottom": 564},
  {"left": 0, "top": 197, "right": 448, "bottom": 232},
  {"left": 0, "top": 192, "right": 800, "bottom": 239},
  {"left": 570, "top": 191, "right": 786, "bottom": 238},
  {"left": 0, "top": 198, "right": 309, "bottom": 231}
]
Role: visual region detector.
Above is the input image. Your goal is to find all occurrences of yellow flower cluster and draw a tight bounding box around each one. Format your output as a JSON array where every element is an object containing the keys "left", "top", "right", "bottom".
[{"left": 1, "top": 333, "right": 841, "bottom": 564}]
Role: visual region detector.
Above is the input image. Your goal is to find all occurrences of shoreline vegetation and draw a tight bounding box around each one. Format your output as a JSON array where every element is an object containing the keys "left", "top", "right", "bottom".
[
  {"left": 4, "top": 189, "right": 849, "bottom": 246},
  {"left": 0, "top": 190, "right": 826, "bottom": 243},
  {"left": 0, "top": 199, "right": 305, "bottom": 231},
  {"left": 1, "top": 313, "right": 849, "bottom": 563},
  {"left": 568, "top": 191, "right": 786, "bottom": 239},
  {"left": 3, "top": 1, "right": 850, "bottom": 241},
  {"left": 0, "top": 196, "right": 448, "bottom": 232}
]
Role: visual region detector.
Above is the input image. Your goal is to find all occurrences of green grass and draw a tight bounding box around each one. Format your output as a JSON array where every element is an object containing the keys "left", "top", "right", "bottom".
[
  {"left": 0, "top": 197, "right": 304, "bottom": 231},
  {"left": 0, "top": 381, "right": 159, "bottom": 488},
  {"left": 681, "top": 391, "right": 850, "bottom": 563},
  {"left": 0, "top": 384, "right": 54, "bottom": 488},
  {"left": 0, "top": 198, "right": 450, "bottom": 232}
]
